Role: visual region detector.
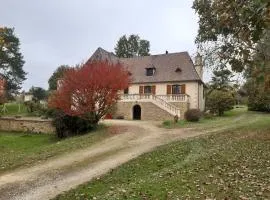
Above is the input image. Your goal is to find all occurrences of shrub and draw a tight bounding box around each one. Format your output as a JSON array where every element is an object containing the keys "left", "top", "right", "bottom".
[
  {"left": 24, "top": 101, "right": 48, "bottom": 116},
  {"left": 115, "top": 115, "right": 124, "bottom": 120},
  {"left": 206, "top": 90, "right": 235, "bottom": 116},
  {"left": 203, "top": 112, "right": 215, "bottom": 119},
  {"left": 24, "top": 101, "right": 39, "bottom": 113},
  {"left": 51, "top": 110, "right": 97, "bottom": 138},
  {"left": 184, "top": 109, "right": 202, "bottom": 122},
  {"left": 163, "top": 120, "right": 172, "bottom": 127}
]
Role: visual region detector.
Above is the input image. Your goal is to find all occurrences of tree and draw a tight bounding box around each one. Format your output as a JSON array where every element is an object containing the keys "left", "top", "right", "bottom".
[
  {"left": 115, "top": 34, "right": 150, "bottom": 58},
  {"left": 207, "top": 89, "right": 235, "bottom": 116},
  {"left": 206, "top": 68, "right": 236, "bottom": 115},
  {"left": 29, "top": 86, "right": 47, "bottom": 102},
  {"left": 209, "top": 69, "right": 234, "bottom": 91},
  {"left": 243, "top": 30, "right": 270, "bottom": 112},
  {"left": 48, "top": 61, "right": 130, "bottom": 124},
  {"left": 193, "top": 0, "right": 269, "bottom": 72},
  {"left": 0, "top": 27, "right": 26, "bottom": 94},
  {"left": 48, "top": 65, "right": 70, "bottom": 91}
]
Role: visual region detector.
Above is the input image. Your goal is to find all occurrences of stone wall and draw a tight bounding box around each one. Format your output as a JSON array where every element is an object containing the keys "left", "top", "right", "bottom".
[
  {"left": 0, "top": 117, "right": 55, "bottom": 134},
  {"left": 169, "top": 102, "right": 190, "bottom": 118},
  {"left": 114, "top": 101, "right": 189, "bottom": 121}
]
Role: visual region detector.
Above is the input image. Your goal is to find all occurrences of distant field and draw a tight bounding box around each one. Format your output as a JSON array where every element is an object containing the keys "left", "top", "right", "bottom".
[{"left": 54, "top": 108, "right": 270, "bottom": 200}]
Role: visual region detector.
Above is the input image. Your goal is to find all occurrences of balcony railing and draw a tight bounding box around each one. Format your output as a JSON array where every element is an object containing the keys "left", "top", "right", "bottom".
[
  {"left": 120, "top": 94, "right": 189, "bottom": 102},
  {"left": 156, "top": 94, "right": 189, "bottom": 102}
]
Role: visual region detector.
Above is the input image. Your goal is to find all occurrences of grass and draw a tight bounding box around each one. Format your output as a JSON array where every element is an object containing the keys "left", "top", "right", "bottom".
[
  {"left": 54, "top": 108, "right": 270, "bottom": 200},
  {"left": 0, "top": 102, "right": 28, "bottom": 116},
  {"left": 162, "top": 106, "right": 249, "bottom": 129},
  {"left": 0, "top": 125, "right": 114, "bottom": 173}
]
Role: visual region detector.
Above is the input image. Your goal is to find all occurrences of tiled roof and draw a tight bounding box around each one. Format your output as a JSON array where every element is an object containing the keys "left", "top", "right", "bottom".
[{"left": 87, "top": 47, "right": 202, "bottom": 83}]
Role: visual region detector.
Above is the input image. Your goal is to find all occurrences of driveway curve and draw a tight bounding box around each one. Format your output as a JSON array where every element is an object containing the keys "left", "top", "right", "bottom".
[{"left": 0, "top": 120, "right": 204, "bottom": 200}]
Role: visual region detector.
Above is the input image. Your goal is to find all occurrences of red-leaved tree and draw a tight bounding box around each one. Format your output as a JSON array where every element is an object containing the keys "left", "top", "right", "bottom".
[{"left": 49, "top": 61, "right": 130, "bottom": 123}]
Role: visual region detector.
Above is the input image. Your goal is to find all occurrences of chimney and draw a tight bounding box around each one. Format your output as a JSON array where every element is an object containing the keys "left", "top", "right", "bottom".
[
  {"left": 165, "top": 50, "right": 168, "bottom": 54},
  {"left": 194, "top": 53, "right": 203, "bottom": 79}
]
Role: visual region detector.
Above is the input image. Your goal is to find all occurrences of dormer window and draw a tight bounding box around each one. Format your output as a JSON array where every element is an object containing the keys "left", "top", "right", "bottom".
[
  {"left": 175, "top": 67, "right": 182, "bottom": 73},
  {"left": 146, "top": 67, "right": 155, "bottom": 76}
]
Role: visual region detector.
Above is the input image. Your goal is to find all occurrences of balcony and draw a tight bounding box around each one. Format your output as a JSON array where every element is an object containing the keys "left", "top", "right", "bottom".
[{"left": 119, "top": 94, "right": 189, "bottom": 102}]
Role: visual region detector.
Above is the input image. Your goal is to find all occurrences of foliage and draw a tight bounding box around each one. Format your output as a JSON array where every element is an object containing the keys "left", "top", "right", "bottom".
[
  {"left": 114, "top": 34, "right": 150, "bottom": 58},
  {"left": 184, "top": 109, "right": 202, "bottom": 122},
  {"left": 0, "top": 126, "right": 109, "bottom": 173},
  {"left": 24, "top": 101, "right": 39, "bottom": 113},
  {"left": 207, "top": 89, "right": 235, "bottom": 116},
  {"left": 51, "top": 110, "right": 97, "bottom": 138},
  {"left": 209, "top": 69, "right": 234, "bottom": 91},
  {"left": 0, "top": 78, "right": 6, "bottom": 104},
  {"left": 0, "top": 27, "right": 26, "bottom": 94},
  {"left": 23, "top": 101, "right": 47, "bottom": 116},
  {"left": 245, "top": 78, "right": 270, "bottom": 112},
  {"left": 29, "top": 86, "right": 48, "bottom": 101},
  {"left": 244, "top": 31, "right": 270, "bottom": 112},
  {"left": 49, "top": 61, "right": 130, "bottom": 124},
  {"left": 193, "top": 0, "right": 270, "bottom": 72},
  {"left": 53, "top": 110, "right": 270, "bottom": 200},
  {"left": 48, "top": 65, "right": 70, "bottom": 91}
]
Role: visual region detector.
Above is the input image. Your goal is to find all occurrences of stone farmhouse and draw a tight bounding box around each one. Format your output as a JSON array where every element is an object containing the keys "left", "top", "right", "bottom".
[{"left": 87, "top": 47, "right": 205, "bottom": 121}]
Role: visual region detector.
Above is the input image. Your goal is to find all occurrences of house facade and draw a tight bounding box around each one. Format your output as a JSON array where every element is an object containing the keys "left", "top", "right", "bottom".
[{"left": 87, "top": 47, "right": 205, "bottom": 121}]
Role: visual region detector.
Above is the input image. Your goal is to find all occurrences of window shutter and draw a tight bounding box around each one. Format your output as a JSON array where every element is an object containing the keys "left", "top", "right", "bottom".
[
  {"left": 167, "top": 85, "right": 172, "bottom": 94},
  {"left": 152, "top": 85, "right": 156, "bottom": 95},
  {"left": 139, "top": 86, "right": 144, "bottom": 94},
  {"left": 181, "top": 84, "right": 186, "bottom": 94}
]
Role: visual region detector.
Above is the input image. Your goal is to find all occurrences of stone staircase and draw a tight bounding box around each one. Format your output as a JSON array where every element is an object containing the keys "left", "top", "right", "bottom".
[{"left": 120, "top": 94, "right": 188, "bottom": 118}]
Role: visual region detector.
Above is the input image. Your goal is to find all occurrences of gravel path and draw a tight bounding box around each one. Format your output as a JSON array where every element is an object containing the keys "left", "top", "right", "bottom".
[{"left": 0, "top": 120, "right": 204, "bottom": 200}]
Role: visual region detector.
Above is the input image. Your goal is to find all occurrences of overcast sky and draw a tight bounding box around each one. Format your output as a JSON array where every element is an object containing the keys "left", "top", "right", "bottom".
[{"left": 1, "top": 0, "right": 204, "bottom": 91}]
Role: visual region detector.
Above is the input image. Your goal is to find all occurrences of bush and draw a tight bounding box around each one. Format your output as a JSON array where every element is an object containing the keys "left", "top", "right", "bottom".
[
  {"left": 24, "top": 101, "right": 48, "bottom": 116},
  {"left": 163, "top": 120, "right": 172, "bottom": 127},
  {"left": 115, "top": 115, "right": 124, "bottom": 119},
  {"left": 203, "top": 112, "right": 215, "bottom": 119},
  {"left": 184, "top": 109, "right": 202, "bottom": 122},
  {"left": 206, "top": 90, "right": 235, "bottom": 116},
  {"left": 51, "top": 110, "right": 97, "bottom": 138}
]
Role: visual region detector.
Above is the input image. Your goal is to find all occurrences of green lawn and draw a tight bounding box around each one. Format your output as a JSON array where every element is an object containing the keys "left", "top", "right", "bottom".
[
  {"left": 0, "top": 102, "right": 28, "bottom": 116},
  {"left": 0, "top": 125, "right": 113, "bottom": 173},
  {"left": 54, "top": 109, "right": 270, "bottom": 200},
  {"left": 163, "top": 106, "right": 252, "bottom": 130}
]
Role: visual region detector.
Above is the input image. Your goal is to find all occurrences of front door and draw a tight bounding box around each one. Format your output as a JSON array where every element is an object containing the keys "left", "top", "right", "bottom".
[{"left": 133, "top": 105, "right": 141, "bottom": 120}]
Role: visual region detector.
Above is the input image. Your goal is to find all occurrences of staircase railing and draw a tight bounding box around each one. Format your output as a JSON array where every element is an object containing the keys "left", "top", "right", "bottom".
[
  {"left": 152, "top": 95, "right": 181, "bottom": 117},
  {"left": 120, "top": 94, "right": 181, "bottom": 117}
]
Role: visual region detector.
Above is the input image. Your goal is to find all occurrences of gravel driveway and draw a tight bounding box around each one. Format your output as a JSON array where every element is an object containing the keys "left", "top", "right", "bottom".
[{"left": 0, "top": 120, "right": 204, "bottom": 200}]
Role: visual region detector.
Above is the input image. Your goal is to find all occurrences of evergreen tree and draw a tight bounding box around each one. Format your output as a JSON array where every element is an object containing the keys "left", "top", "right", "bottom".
[
  {"left": 0, "top": 27, "right": 26, "bottom": 95},
  {"left": 48, "top": 65, "right": 70, "bottom": 91},
  {"left": 115, "top": 34, "right": 150, "bottom": 58}
]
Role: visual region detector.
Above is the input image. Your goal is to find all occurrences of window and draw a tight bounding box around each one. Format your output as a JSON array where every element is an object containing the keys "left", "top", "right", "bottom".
[
  {"left": 146, "top": 68, "right": 155, "bottom": 76},
  {"left": 175, "top": 67, "right": 182, "bottom": 72},
  {"left": 144, "top": 86, "right": 152, "bottom": 94},
  {"left": 171, "top": 84, "right": 185, "bottom": 94},
  {"left": 124, "top": 88, "right": 129, "bottom": 94},
  {"left": 172, "top": 85, "right": 180, "bottom": 94}
]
